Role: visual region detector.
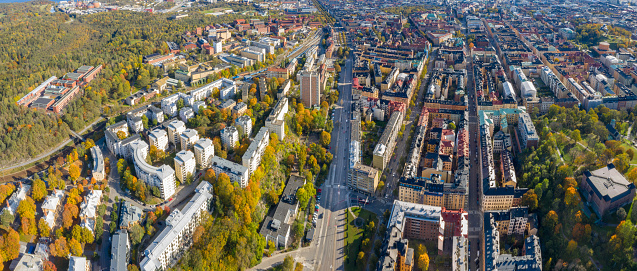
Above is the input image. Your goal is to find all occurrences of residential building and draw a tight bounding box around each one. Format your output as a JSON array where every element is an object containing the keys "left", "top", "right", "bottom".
[
  {"left": 235, "top": 115, "right": 253, "bottom": 137},
  {"left": 179, "top": 107, "right": 194, "bottom": 123},
  {"left": 482, "top": 213, "right": 542, "bottom": 271},
  {"left": 485, "top": 207, "right": 529, "bottom": 236},
  {"left": 452, "top": 236, "right": 469, "bottom": 271},
  {"left": 221, "top": 126, "right": 239, "bottom": 150},
  {"left": 140, "top": 182, "right": 213, "bottom": 271},
  {"left": 11, "top": 252, "right": 44, "bottom": 271},
  {"left": 161, "top": 94, "right": 181, "bottom": 116},
  {"left": 180, "top": 129, "right": 199, "bottom": 151},
  {"left": 111, "top": 230, "right": 130, "bottom": 271},
  {"left": 149, "top": 129, "right": 169, "bottom": 152},
  {"left": 2, "top": 183, "right": 30, "bottom": 216},
  {"left": 581, "top": 164, "right": 636, "bottom": 217},
  {"left": 42, "top": 189, "right": 64, "bottom": 227},
  {"left": 175, "top": 150, "right": 196, "bottom": 183},
  {"left": 166, "top": 120, "right": 186, "bottom": 148},
  {"left": 265, "top": 97, "right": 288, "bottom": 140},
  {"left": 209, "top": 156, "right": 249, "bottom": 188},
  {"left": 193, "top": 138, "right": 214, "bottom": 169},
  {"left": 105, "top": 122, "right": 143, "bottom": 159},
  {"left": 373, "top": 111, "right": 402, "bottom": 171},
  {"left": 79, "top": 190, "right": 102, "bottom": 233},
  {"left": 300, "top": 70, "right": 320, "bottom": 108},
  {"left": 232, "top": 102, "right": 248, "bottom": 116},
  {"left": 90, "top": 146, "right": 105, "bottom": 181},
  {"left": 119, "top": 201, "right": 142, "bottom": 230},
  {"left": 259, "top": 175, "right": 306, "bottom": 249},
  {"left": 517, "top": 112, "right": 539, "bottom": 149},
  {"left": 242, "top": 127, "right": 270, "bottom": 176},
  {"left": 348, "top": 163, "right": 380, "bottom": 195},
  {"left": 130, "top": 141, "right": 176, "bottom": 200}
]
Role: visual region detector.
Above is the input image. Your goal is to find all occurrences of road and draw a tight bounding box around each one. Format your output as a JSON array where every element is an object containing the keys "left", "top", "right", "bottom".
[
  {"left": 249, "top": 40, "right": 354, "bottom": 271},
  {"left": 466, "top": 52, "right": 483, "bottom": 271},
  {"left": 0, "top": 116, "right": 103, "bottom": 173}
]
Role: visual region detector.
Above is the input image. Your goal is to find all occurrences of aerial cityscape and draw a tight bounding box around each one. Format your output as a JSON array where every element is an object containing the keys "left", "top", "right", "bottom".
[{"left": 0, "top": 0, "right": 636, "bottom": 270}]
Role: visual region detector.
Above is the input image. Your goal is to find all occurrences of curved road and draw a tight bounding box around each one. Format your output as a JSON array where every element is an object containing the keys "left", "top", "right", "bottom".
[{"left": 0, "top": 117, "right": 103, "bottom": 173}]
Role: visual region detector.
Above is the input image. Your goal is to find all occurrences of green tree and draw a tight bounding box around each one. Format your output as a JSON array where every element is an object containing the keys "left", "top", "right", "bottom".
[
  {"left": 282, "top": 255, "right": 294, "bottom": 271},
  {"left": 296, "top": 188, "right": 310, "bottom": 210},
  {"left": 38, "top": 218, "right": 51, "bottom": 238},
  {"left": 31, "top": 179, "right": 47, "bottom": 202},
  {"left": 521, "top": 190, "right": 538, "bottom": 211},
  {"left": 320, "top": 131, "right": 331, "bottom": 147},
  {"left": 130, "top": 224, "right": 144, "bottom": 245}
]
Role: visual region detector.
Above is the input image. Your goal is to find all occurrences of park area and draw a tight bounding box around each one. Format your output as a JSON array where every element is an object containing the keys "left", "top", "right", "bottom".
[{"left": 345, "top": 207, "right": 378, "bottom": 271}]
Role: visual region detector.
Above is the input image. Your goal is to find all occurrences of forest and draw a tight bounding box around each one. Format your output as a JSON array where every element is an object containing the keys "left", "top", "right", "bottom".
[{"left": 0, "top": 1, "right": 265, "bottom": 166}]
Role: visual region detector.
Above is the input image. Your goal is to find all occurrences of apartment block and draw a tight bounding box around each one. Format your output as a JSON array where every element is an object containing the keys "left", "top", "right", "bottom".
[
  {"left": 221, "top": 126, "right": 239, "bottom": 150},
  {"left": 259, "top": 175, "right": 306, "bottom": 249},
  {"left": 482, "top": 213, "right": 541, "bottom": 271},
  {"left": 193, "top": 138, "right": 214, "bottom": 169},
  {"left": 347, "top": 163, "right": 380, "bottom": 195},
  {"left": 235, "top": 115, "right": 253, "bottom": 137},
  {"left": 209, "top": 156, "right": 249, "bottom": 188},
  {"left": 166, "top": 120, "right": 186, "bottom": 147},
  {"left": 175, "top": 150, "right": 196, "bottom": 183},
  {"left": 149, "top": 129, "right": 169, "bottom": 151},
  {"left": 130, "top": 141, "right": 176, "bottom": 200},
  {"left": 265, "top": 97, "right": 288, "bottom": 140},
  {"left": 180, "top": 129, "right": 199, "bottom": 151},
  {"left": 373, "top": 111, "right": 402, "bottom": 171},
  {"left": 111, "top": 230, "right": 130, "bottom": 271},
  {"left": 79, "top": 190, "right": 102, "bottom": 234},
  {"left": 140, "top": 182, "right": 213, "bottom": 271},
  {"left": 90, "top": 146, "right": 105, "bottom": 182},
  {"left": 517, "top": 112, "right": 539, "bottom": 149},
  {"left": 300, "top": 70, "right": 321, "bottom": 108},
  {"left": 242, "top": 127, "right": 270, "bottom": 176}
]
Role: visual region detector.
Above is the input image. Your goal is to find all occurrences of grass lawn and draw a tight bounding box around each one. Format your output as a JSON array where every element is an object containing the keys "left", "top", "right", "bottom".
[
  {"left": 202, "top": 8, "right": 230, "bottom": 13},
  {"left": 345, "top": 207, "right": 378, "bottom": 271},
  {"left": 619, "top": 142, "right": 637, "bottom": 164}
]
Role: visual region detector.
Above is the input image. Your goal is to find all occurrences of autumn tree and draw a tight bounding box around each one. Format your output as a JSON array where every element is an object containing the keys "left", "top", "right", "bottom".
[
  {"left": 320, "top": 131, "right": 331, "bottom": 147},
  {"left": 31, "top": 179, "right": 47, "bottom": 202},
  {"left": 564, "top": 187, "right": 581, "bottom": 208},
  {"left": 68, "top": 164, "right": 81, "bottom": 183},
  {"left": 418, "top": 252, "right": 430, "bottom": 271},
  {"left": 296, "top": 187, "right": 310, "bottom": 210},
  {"left": 50, "top": 237, "right": 70, "bottom": 258},
  {"left": 38, "top": 218, "right": 51, "bottom": 238},
  {"left": 543, "top": 211, "right": 559, "bottom": 232},
  {"left": 69, "top": 238, "right": 83, "bottom": 256},
  {"left": 43, "top": 261, "right": 57, "bottom": 271},
  {"left": 193, "top": 226, "right": 205, "bottom": 244}
]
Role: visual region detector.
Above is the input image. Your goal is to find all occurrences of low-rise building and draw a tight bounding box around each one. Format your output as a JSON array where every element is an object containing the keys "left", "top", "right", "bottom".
[
  {"left": 79, "top": 190, "right": 102, "bottom": 233},
  {"left": 119, "top": 201, "right": 142, "bottom": 230},
  {"left": 581, "top": 163, "right": 636, "bottom": 217},
  {"left": 3, "top": 183, "right": 31, "bottom": 216},
  {"left": 193, "top": 138, "right": 214, "bottom": 169},
  {"left": 175, "top": 150, "right": 196, "bottom": 183},
  {"left": 140, "top": 182, "right": 213, "bottom": 271},
  {"left": 209, "top": 156, "right": 249, "bottom": 188},
  {"left": 259, "top": 175, "right": 306, "bottom": 249},
  {"left": 242, "top": 127, "right": 270, "bottom": 176},
  {"left": 42, "top": 189, "right": 64, "bottom": 227}
]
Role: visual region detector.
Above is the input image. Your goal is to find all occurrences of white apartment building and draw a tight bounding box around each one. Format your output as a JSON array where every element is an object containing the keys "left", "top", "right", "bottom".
[
  {"left": 166, "top": 120, "right": 186, "bottom": 148},
  {"left": 265, "top": 97, "right": 288, "bottom": 140},
  {"left": 174, "top": 150, "right": 196, "bottom": 183},
  {"left": 161, "top": 93, "right": 181, "bottom": 116},
  {"left": 209, "top": 156, "right": 249, "bottom": 188},
  {"left": 79, "top": 190, "right": 102, "bottom": 233},
  {"left": 149, "top": 129, "right": 169, "bottom": 151},
  {"left": 235, "top": 115, "right": 253, "bottom": 137},
  {"left": 194, "top": 138, "right": 214, "bottom": 169},
  {"left": 220, "top": 126, "right": 239, "bottom": 150},
  {"left": 2, "top": 183, "right": 30, "bottom": 216},
  {"left": 213, "top": 41, "right": 223, "bottom": 54},
  {"left": 180, "top": 129, "right": 199, "bottom": 151},
  {"left": 90, "top": 146, "right": 105, "bottom": 181},
  {"left": 242, "top": 127, "right": 270, "bottom": 176},
  {"left": 192, "top": 101, "right": 206, "bottom": 114},
  {"left": 130, "top": 141, "right": 176, "bottom": 200},
  {"left": 188, "top": 78, "right": 236, "bottom": 102},
  {"left": 179, "top": 107, "right": 194, "bottom": 123},
  {"left": 140, "top": 182, "right": 213, "bottom": 271}
]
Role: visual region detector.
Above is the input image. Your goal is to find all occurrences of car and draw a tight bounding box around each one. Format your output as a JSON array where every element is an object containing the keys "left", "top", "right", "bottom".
[
  {"left": 317, "top": 189, "right": 322, "bottom": 193},
  {"left": 169, "top": 198, "right": 174, "bottom": 202}
]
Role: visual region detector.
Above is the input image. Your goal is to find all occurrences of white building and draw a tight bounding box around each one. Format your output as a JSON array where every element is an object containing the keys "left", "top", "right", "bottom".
[
  {"left": 149, "top": 129, "right": 169, "bottom": 151},
  {"left": 161, "top": 93, "right": 181, "bottom": 117},
  {"left": 79, "top": 190, "right": 102, "bottom": 233},
  {"left": 2, "top": 183, "right": 31, "bottom": 216},
  {"left": 194, "top": 138, "right": 214, "bottom": 169},
  {"left": 213, "top": 41, "right": 223, "bottom": 54},
  {"left": 90, "top": 146, "right": 105, "bottom": 181},
  {"left": 68, "top": 256, "right": 90, "bottom": 271},
  {"left": 180, "top": 129, "right": 199, "bottom": 151},
  {"left": 265, "top": 97, "right": 288, "bottom": 140},
  {"left": 220, "top": 126, "right": 239, "bottom": 150},
  {"left": 192, "top": 101, "right": 206, "bottom": 114},
  {"left": 235, "top": 115, "right": 253, "bottom": 137},
  {"left": 174, "top": 150, "right": 196, "bottom": 183},
  {"left": 140, "top": 182, "right": 213, "bottom": 271},
  {"left": 130, "top": 141, "right": 176, "bottom": 200},
  {"left": 179, "top": 107, "right": 194, "bottom": 123},
  {"left": 188, "top": 78, "right": 236, "bottom": 102},
  {"left": 166, "top": 120, "right": 186, "bottom": 148},
  {"left": 242, "top": 127, "right": 270, "bottom": 176},
  {"left": 41, "top": 189, "right": 64, "bottom": 228},
  {"left": 209, "top": 156, "right": 249, "bottom": 188}
]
